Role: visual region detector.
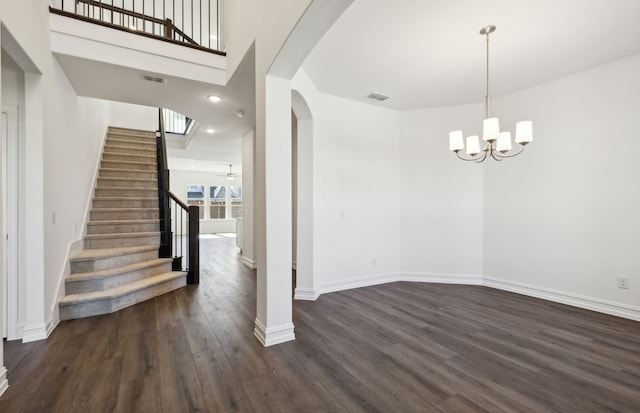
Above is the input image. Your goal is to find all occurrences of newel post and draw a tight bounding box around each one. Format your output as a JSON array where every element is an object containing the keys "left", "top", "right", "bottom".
[{"left": 187, "top": 205, "right": 199, "bottom": 284}]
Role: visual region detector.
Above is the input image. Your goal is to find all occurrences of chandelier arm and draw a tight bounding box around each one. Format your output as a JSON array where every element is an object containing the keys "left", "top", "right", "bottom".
[
  {"left": 489, "top": 146, "right": 504, "bottom": 161},
  {"left": 492, "top": 145, "right": 526, "bottom": 159},
  {"left": 455, "top": 151, "right": 483, "bottom": 162},
  {"left": 474, "top": 151, "right": 488, "bottom": 163}
]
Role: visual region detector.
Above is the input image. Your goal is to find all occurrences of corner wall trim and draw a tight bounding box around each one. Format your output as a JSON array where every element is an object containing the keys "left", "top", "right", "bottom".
[
  {"left": 22, "top": 323, "right": 48, "bottom": 343},
  {"left": 241, "top": 256, "right": 256, "bottom": 269},
  {"left": 0, "top": 367, "right": 8, "bottom": 397},
  {"left": 254, "top": 319, "right": 295, "bottom": 347},
  {"left": 484, "top": 276, "right": 640, "bottom": 322}
]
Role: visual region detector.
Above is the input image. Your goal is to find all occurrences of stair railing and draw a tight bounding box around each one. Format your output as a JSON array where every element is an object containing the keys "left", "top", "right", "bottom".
[
  {"left": 50, "top": 0, "right": 223, "bottom": 53},
  {"left": 157, "top": 108, "right": 199, "bottom": 284}
]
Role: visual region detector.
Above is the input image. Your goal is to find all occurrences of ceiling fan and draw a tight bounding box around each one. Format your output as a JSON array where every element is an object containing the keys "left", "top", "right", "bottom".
[{"left": 217, "top": 164, "right": 240, "bottom": 180}]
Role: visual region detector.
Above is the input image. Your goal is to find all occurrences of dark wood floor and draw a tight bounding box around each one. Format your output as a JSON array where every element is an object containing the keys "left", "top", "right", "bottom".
[{"left": 1, "top": 236, "right": 639, "bottom": 412}]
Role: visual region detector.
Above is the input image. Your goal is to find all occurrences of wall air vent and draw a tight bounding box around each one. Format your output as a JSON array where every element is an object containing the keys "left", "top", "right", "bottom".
[
  {"left": 142, "top": 74, "right": 166, "bottom": 84},
  {"left": 367, "top": 92, "right": 389, "bottom": 101}
]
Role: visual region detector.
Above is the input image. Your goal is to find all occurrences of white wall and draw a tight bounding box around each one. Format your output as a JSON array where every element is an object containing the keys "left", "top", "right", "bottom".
[
  {"left": 241, "top": 128, "right": 255, "bottom": 267},
  {"left": 399, "top": 103, "right": 484, "bottom": 281},
  {"left": 44, "top": 60, "right": 111, "bottom": 330},
  {"left": 169, "top": 168, "right": 240, "bottom": 234},
  {"left": 483, "top": 54, "right": 640, "bottom": 317},
  {"left": 110, "top": 101, "right": 157, "bottom": 131},
  {"left": 292, "top": 70, "right": 401, "bottom": 294},
  {"left": 1, "top": 0, "right": 111, "bottom": 344}
]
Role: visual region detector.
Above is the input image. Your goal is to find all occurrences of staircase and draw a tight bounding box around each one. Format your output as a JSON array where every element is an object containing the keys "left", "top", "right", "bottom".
[{"left": 59, "top": 127, "right": 186, "bottom": 320}]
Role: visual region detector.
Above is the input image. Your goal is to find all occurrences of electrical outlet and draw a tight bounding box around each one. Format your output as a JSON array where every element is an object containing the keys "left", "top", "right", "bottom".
[{"left": 617, "top": 275, "right": 630, "bottom": 289}]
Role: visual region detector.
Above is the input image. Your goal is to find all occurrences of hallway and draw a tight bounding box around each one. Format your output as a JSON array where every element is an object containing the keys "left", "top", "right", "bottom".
[{"left": 1, "top": 236, "right": 640, "bottom": 412}]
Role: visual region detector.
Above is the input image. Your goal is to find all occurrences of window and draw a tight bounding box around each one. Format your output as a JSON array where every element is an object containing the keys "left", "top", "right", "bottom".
[
  {"left": 230, "top": 186, "right": 242, "bottom": 218},
  {"left": 186, "top": 185, "right": 205, "bottom": 219},
  {"left": 163, "top": 109, "right": 193, "bottom": 135},
  {"left": 209, "top": 186, "right": 226, "bottom": 219}
]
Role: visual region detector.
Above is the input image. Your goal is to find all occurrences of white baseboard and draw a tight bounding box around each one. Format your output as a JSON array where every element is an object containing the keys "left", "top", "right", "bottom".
[
  {"left": 0, "top": 367, "right": 8, "bottom": 397},
  {"left": 401, "top": 272, "right": 483, "bottom": 285},
  {"left": 241, "top": 256, "right": 256, "bottom": 269},
  {"left": 294, "top": 272, "right": 482, "bottom": 302},
  {"left": 294, "top": 287, "right": 319, "bottom": 301},
  {"left": 253, "top": 319, "right": 295, "bottom": 347},
  {"left": 484, "top": 276, "right": 640, "bottom": 322},
  {"left": 46, "top": 314, "right": 59, "bottom": 338},
  {"left": 22, "top": 322, "right": 48, "bottom": 343},
  {"left": 316, "top": 272, "right": 402, "bottom": 297}
]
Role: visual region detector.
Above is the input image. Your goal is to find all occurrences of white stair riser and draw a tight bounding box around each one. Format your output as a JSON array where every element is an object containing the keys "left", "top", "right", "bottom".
[
  {"left": 95, "top": 188, "right": 158, "bottom": 198},
  {"left": 99, "top": 169, "right": 157, "bottom": 179},
  {"left": 96, "top": 178, "right": 158, "bottom": 188},
  {"left": 102, "top": 153, "right": 155, "bottom": 163},
  {"left": 90, "top": 210, "right": 159, "bottom": 221},
  {"left": 65, "top": 261, "right": 173, "bottom": 294},
  {"left": 85, "top": 234, "right": 160, "bottom": 249},
  {"left": 100, "top": 160, "right": 157, "bottom": 171},
  {"left": 92, "top": 198, "right": 157, "bottom": 209},
  {"left": 71, "top": 249, "right": 158, "bottom": 273},
  {"left": 60, "top": 274, "right": 186, "bottom": 320},
  {"left": 87, "top": 221, "right": 159, "bottom": 234}
]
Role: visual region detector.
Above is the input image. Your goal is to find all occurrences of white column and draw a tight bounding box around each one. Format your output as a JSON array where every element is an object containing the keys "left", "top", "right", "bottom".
[
  {"left": 293, "top": 116, "right": 315, "bottom": 299},
  {"left": 0, "top": 44, "right": 9, "bottom": 393},
  {"left": 253, "top": 74, "right": 294, "bottom": 346},
  {"left": 21, "top": 72, "right": 46, "bottom": 343},
  {"left": 241, "top": 129, "right": 255, "bottom": 268}
]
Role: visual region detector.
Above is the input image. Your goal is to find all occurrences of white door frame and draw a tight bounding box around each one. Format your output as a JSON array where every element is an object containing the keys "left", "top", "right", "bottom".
[{"left": 2, "top": 104, "right": 19, "bottom": 340}]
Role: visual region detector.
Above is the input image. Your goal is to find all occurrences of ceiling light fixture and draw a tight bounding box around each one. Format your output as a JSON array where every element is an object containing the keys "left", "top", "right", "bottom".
[
  {"left": 205, "top": 128, "right": 215, "bottom": 134},
  {"left": 207, "top": 95, "right": 222, "bottom": 103},
  {"left": 235, "top": 109, "right": 245, "bottom": 118},
  {"left": 226, "top": 164, "right": 235, "bottom": 180},
  {"left": 449, "top": 25, "right": 533, "bottom": 162}
]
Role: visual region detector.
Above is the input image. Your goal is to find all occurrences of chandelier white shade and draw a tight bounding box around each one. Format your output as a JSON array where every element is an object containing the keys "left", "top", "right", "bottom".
[{"left": 449, "top": 25, "right": 533, "bottom": 162}]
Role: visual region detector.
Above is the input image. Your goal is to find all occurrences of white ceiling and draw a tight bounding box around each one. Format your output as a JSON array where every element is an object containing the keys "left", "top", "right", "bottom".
[
  {"left": 54, "top": 44, "right": 255, "bottom": 174},
  {"left": 302, "top": 0, "right": 640, "bottom": 110}
]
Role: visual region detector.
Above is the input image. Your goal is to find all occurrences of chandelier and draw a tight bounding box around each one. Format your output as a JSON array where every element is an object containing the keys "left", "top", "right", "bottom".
[{"left": 449, "top": 25, "right": 533, "bottom": 162}]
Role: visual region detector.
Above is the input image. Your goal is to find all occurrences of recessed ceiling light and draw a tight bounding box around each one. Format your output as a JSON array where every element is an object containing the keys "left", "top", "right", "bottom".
[
  {"left": 205, "top": 128, "right": 215, "bottom": 134},
  {"left": 207, "top": 95, "right": 222, "bottom": 103},
  {"left": 210, "top": 35, "right": 217, "bottom": 39},
  {"left": 235, "top": 109, "right": 245, "bottom": 118}
]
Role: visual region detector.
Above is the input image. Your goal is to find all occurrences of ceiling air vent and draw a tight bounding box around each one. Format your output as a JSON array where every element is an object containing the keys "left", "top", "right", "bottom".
[
  {"left": 142, "top": 74, "right": 166, "bottom": 84},
  {"left": 367, "top": 92, "right": 389, "bottom": 101}
]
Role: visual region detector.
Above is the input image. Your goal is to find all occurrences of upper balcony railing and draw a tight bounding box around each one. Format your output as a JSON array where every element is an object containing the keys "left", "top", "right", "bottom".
[{"left": 51, "top": 0, "right": 222, "bottom": 53}]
